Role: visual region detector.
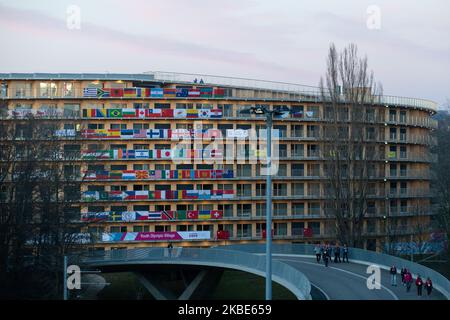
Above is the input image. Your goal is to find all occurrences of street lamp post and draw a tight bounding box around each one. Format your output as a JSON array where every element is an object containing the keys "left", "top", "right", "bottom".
[{"left": 240, "top": 105, "right": 289, "bottom": 300}]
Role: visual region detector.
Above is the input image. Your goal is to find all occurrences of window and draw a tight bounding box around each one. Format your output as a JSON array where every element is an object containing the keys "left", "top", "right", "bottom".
[
  {"left": 133, "top": 123, "right": 149, "bottom": 130},
  {"left": 255, "top": 203, "right": 266, "bottom": 217},
  {"left": 292, "top": 203, "right": 305, "bottom": 216},
  {"left": 273, "top": 125, "right": 287, "bottom": 138},
  {"left": 307, "top": 164, "right": 320, "bottom": 176},
  {"left": 400, "top": 146, "right": 407, "bottom": 159},
  {"left": 273, "top": 203, "right": 287, "bottom": 216},
  {"left": 291, "top": 183, "right": 304, "bottom": 196},
  {"left": 307, "top": 106, "right": 320, "bottom": 118},
  {"left": 400, "top": 128, "right": 406, "bottom": 141},
  {"left": 218, "top": 204, "right": 233, "bottom": 217},
  {"left": 236, "top": 224, "right": 252, "bottom": 238},
  {"left": 237, "top": 184, "right": 252, "bottom": 197},
  {"left": 256, "top": 184, "right": 266, "bottom": 197},
  {"left": 63, "top": 82, "right": 74, "bottom": 97},
  {"left": 399, "top": 111, "right": 407, "bottom": 123},
  {"left": 274, "top": 223, "right": 287, "bottom": 236},
  {"left": 307, "top": 145, "right": 319, "bottom": 157},
  {"left": 111, "top": 123, "right": 127, "bottom": 130},
  {"left": 236, "top": 164, "right": 252, "bottom": 177},
  {"left": 390, "top": 164, "right": 397, "bottom": 177},
  {"left": 390, "top": 128, "right": 397, "bottom": 140},
  {"left": 273, "top": 183, "right": 287, "bottom": 196},
  {"left": 237, "top": 204, "right": 252, "bottom": 217},
  {"left": 389, "top": 110, "right": 397, "bottom": 122},
  {"left": 292, "top": 144, "right": 304, "bottom": 157},
  {"left": 15, "top": 82, "right": 32, "bottom": 97},
  {"left": 308, "top": 203, "right": 320, "bottom": 215},
  {"left": 64, "top": 104, "right": 80, "bottom": 117},
  {"left": 277, "top": 164, "right": 287, "bottom": 176},
  {"left": 307, "top": 125, "right": 319, "bottom": 138},
  {"left": 308, "top": 183, "right": 320, "bottom": 196},
  {"left": 155, "top": 225, "right": 171, "bottom": 232},
  {"left": 292, "top": 222, "right": 305, "bottom": 236},
  {"left": 291, "top": 125, "right": 303, "bottom": 138},
  {"left": 39, "top": 82, "right": 57, "bottom": 97},
  {"left": 308, "top": 222, "right": 320, "bottom": 235}
]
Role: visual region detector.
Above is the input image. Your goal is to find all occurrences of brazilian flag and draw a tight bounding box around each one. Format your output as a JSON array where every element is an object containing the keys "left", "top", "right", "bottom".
[{"left": 108, "top": 109, "right": 122, "bottom": 118}]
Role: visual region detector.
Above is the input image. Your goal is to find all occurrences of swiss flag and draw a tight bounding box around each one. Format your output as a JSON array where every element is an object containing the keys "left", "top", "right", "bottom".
[
  {"left": 210, "top": 210, "right": 223, "bottom": 219},
  {"left": 187, "top": 211, "right": 199, "bottom": 219}
]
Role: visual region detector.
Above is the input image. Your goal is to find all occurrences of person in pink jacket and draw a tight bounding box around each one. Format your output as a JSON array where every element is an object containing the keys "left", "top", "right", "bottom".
[{"left": 404, "top": 270, "right": 413, "bottom": 292}]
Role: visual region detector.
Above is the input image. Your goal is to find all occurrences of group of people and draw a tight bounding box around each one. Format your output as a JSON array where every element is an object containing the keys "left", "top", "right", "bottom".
[
  {"left": 314, "top": 243, "right": 349, "bottom": 267},
  {"left": 193, "top": 78, "right": 204, "bottom": 84},
  {"left": 390, "top": 265, "right": 433, "bottom": 297}
]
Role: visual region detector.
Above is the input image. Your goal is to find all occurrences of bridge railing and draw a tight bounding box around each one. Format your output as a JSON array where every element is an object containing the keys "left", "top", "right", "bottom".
[
  {"left": 76, "top": 247, "right": 312, "bottom": 300},
  {"left": 217, "top": 243, "right": 450, "bottom": 299}
]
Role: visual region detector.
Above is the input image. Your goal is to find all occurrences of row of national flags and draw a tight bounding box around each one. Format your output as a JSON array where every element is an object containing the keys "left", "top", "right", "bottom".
[
  {"left": 80, "top": 128, "right": 232, "bottom": 140},
  {"left": 81, "top": 148, "right": 223, "bottom": 160},
  {"left": 82, "top": 189, "right": 235, "bottom": 201},
  {"left": 81, "top": 210, "right": 224, "bottom": 222},
  {"left": 84, "top": 169, "right": 234, "bottom": 180},
  {"left": 82, "top": 108, "right": 223, "bottom": 118},
  {"left": 82, "top": 87, "right": 225, "bottom": 98}
]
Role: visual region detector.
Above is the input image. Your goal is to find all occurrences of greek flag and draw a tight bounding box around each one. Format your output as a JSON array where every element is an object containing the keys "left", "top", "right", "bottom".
[{"left": 83, "top": 87, "right": 98, "bottom": 97}]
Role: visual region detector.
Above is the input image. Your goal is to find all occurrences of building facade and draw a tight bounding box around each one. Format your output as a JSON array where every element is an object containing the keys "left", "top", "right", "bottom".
[{"left": 0, "top": 72, "right": 438, "bottom": 251}]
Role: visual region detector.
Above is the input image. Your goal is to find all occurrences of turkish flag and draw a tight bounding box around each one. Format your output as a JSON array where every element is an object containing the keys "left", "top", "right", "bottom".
[{"left": 187, "top": 210, "right": 199, "bottom": 219}]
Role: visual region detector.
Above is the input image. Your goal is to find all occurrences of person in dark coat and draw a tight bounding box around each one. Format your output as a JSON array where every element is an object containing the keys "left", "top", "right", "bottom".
[
  {"left": 416, "top": 274, "right": 423, "bottom": 297},
  {"left": 390, "top": 265, "right": 398, "bottom": 286},
  {"left": 425, "top": 277, "right": 433, "bottom": 297},
  {"left": 322, "top": 250, "right": 329, "bottom": 267},
  {"left": 342, "top": 244, "right": 349, "bottom": 263},
  {"left": 400, "top": 268, "right": 407, "bottom": 285},
  {"left": 334, "top": 244, "right": 341, "bottom": 263},
  {"left": 167, "top": 242, "right": 173, "bottom": 257}
]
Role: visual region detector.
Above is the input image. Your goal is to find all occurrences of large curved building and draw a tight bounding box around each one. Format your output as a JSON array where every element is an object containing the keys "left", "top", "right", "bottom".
[{"left": 0, "top": 72, "right": 438, "bottom": 251}]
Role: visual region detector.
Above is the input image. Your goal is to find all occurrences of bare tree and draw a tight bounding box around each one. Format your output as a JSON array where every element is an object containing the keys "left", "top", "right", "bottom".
[
  {"left": 432, "top": 104, "right": 450, "bottom": 261},
  {"left": 320, "top": 43, "right": 383, "bottom": 248},
  {"left": 0, "top": 112, "right": 90, "bottom": 299}
]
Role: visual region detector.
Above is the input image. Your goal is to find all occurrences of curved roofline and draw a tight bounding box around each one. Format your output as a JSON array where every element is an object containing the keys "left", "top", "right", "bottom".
[{"left": 0, "top": 72, "right": 437, "bottom": 112}]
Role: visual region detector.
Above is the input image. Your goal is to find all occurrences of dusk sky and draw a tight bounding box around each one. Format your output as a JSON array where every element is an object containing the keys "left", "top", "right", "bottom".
[{"left": 0, "top": 0, "right": 449, "bottom": 106}]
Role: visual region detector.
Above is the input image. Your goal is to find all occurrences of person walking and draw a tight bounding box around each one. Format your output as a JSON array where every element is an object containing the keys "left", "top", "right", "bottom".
[
  {"left": 322, "top": 249, "right": 329, "bottom": 267},
  {"left": 390, "top": 265, "right": 398, "bottom": 286},
  {"left": 326, "top": 244, "right": 332, "bottom": 263},
  {"left": 404, "top": 270, "right": 413, "bottom": 292},
  {"left": 167, "top": 242, "right": 173, "bottom": 257},
  {"left": 334, "top": 244, "right": 341, "bottom": 263},
  {"left": 342, "top": 244, "right": 349, "bottom": 263},
  {"left": 400, "top": 268, "right": 407, "bottom": 286},
  {"left": 425, "top": 277, "right": 433, "bottom": 297},
  {"left": 314, "top": 244, "right": 321, "bottom": 263},
  {"left": 416, "top": 274, "right": 423, "bottom": 297}
]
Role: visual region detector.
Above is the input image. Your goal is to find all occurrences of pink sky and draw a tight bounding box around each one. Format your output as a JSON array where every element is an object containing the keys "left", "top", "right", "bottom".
[{"left": 0, "top": 0, "right": 449, "bottom": 106}]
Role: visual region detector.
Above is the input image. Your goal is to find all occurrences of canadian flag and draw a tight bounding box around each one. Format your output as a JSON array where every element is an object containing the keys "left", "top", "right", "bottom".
[{"left": 136, "top": 109, "right": 146, "bottom": 118}]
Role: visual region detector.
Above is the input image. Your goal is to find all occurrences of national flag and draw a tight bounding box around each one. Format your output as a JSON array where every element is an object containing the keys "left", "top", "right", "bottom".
[
  {"left": 174, "top": 109, "right": 187, "bottom": 118},
  {"left": 148, "top": 212, "right": 162, "bottom": 220},
  {"left": 188, "top": 89, "right": 200, "bottom": 97},
  {"left": 200, "top": 87, "right": 213, "bottom": 97},
  {"left": 124, "top": 88, "right": 137, "bottom": 98},
  {"left": 110, "top": 212, "right": 123, "bottom": 222},
  {"left": 199, "top": 210, "right": 210, "bottom": 220},
  {"left": 109, "top": 191, "right": 126, "bottom": 200},
  {"left": 303, "top": 227, "right": 313, "bottom": 237},
  {"left": 126, "top": 150, "right": 135, "bottom": 158},
  {"left": 133, "top": 129, "right": 147, "bottom": 139},
  {"left": 209, "top": 109, "right": 222, "bottom": 118},
  {"left": 83, "top": 87, "right": 98, "bottom": 97},
  {"left": 160, "top": 149, "right": 172, "bottom": 159},
  {"left": 147, "top": 109, "right": 162, "bottom": 118},
  {"left": 109, "top": 171, "right": 122, "bottom": 179},
  {"left": 135, "top": 211, "right": 150, "bottom": 220},
  {"left": 150, "top": 88, "right": 164, "bottom": 97},
  {"left": 84, "top": 171, "right": 97, "bottom": 180},
  {"left": 97, "top": 88, "right": 110, "bottom": 98},
  {"left": 122, "top": 212, "right": 136, "bottom": 221},
  {"left": 187, "top": 210, "right": 199, "bottom": 219},
  {"left": 186, "top": 190, "right": 199, "bottom": 199},
  {"left": 107, "top": 129, "right": 121, "bottom": 139},
  {"left": 176, "top": 211, "right": 187, "bottom": 220},
  {"left": 161, "top": 109, "right": 174, "bottom": 117},
  {"left": 120, "top": 129, "right": 134, "bottom": 139},
  {"left": 176, "top": 88, "right": 188, "bottom": 97},
  {"left": 136, "top": 109, "right": 146, "bottom": 118},
  {"left": 210, "top": 210, "right": 223, "bottom": 219},
  {"left": 163, "top": 88, "right": 176, "bottom": 97},
  {"left": 107, "top": 109, "right": 122, "bottom": 118},
  {"left": 122, "top": 170, "right": 136, "bottom": 180},
  {"left": 135, "top": 191, "right": 148, "bottom": 200},
  {"left": 213, "top": 88, "right": 225, "bottom": 97},
  {"left": 135, "top": 170, "right": 149, "bottom": 179},
  {"left": 135, "top": 150, "right": 149, "bottom": 159},
  {"left": 198, "top": 109, "right": 211, "bottom": 118},
  {"left": 161, "top": 210, "right": 175, "bottom": 220},
  {"left": 109, "top": 88, "right": 124, "bottom": 97},
  {"left": 112, "top": 149, "right": 125, "bottom": 159},
  {"left": 187, "top": 109, "right": 198, "bottom": 118},
  {"left": 136, "top": 88, "right": 150, "bottom": 97},
  {"left": 223, "top": 190, "right": 234, "bottom": 199},
  {"left": 122, "top": 108, "right": 136, "bottom": 117},
  {"left": 96, "top": 170, "right": 109, "bottom": 180}
]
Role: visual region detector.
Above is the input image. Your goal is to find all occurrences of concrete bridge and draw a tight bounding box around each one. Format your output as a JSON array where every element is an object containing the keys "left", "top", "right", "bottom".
[{"left": 76, "top": 244, "right": 450, "bottom": 300}]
